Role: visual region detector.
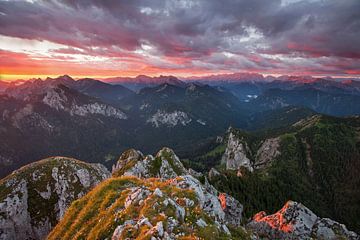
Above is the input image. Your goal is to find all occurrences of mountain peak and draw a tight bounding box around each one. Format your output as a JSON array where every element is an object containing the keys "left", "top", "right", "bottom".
[
  {"left": 112, "top": 147, "right": 188, "bottom": 179},
  {"left": 45, "top": 75, "right": 75, "bottom": 84}
]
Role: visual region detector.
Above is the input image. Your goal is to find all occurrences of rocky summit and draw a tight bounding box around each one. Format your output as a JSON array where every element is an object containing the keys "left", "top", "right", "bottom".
[
  {"left": 48, "top": 148, "right": 247, "bottom": 239},
  {"left": 112, "top": 147, "right": 189, "bottom": 179},
  {"left": 0, "top": 157, "right": 110, "bottom": 240},
  {"left": 48, "top": 176, "right": 248, "bottom": 240}
]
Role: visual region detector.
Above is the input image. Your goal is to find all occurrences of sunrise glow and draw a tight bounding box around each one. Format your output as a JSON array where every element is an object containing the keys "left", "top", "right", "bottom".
[{"left": 1, "top": 0, "right": 359, "bottom": 81}]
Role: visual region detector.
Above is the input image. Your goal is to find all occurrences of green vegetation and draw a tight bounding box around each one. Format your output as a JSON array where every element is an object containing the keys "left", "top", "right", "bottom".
[
  {"left": 149, "top": 156, "right": 163, "bottom": 176},
  {"left": 182, "top": 144, "right": 226, "bottom": 172},
  {"left": 158, "top": 148, "right": 184, "bottom": 176},
  {"left": 211, "top": 116, "right": 360, "bottom": 233}
]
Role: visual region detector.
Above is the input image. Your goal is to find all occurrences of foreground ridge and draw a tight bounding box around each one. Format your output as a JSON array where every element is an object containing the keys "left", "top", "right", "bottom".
[{"left": 48, "top": 148, "right": 359, "bottom": 240}]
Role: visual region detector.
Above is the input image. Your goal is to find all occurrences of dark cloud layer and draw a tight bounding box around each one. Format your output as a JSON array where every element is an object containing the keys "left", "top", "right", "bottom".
[{"left": 0, "top": 0, "right": 360, "bottom": 76}]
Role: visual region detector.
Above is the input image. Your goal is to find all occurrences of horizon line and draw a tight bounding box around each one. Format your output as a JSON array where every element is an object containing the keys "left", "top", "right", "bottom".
[{"left": 2, "top": 72, "right": 360, "bottom": 83}]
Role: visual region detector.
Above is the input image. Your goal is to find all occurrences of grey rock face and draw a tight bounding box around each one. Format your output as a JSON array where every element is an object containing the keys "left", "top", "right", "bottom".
[
  {"left": 254, "top": 137, "right": 280, "bottom": 169},
  {"left": 43, "top": 88, "right": 127, "bottom": 119},
  {"left": 208, "top": 167, "right": 221, "bottom": 180},
  {"left": 147, "top": 110, "right": 192, "bottom": 127},
  {"left": 0, "top": 157, "right": 110, "bottom": 240},
  {"left": 221, "top": 132, "right": 253, "bottom": 172},
  {"left": 109, "top": 179, "right": 235, "bottom": 240},
  {"left": 112, "top": 147, "right": 243, "bottom": 228},
  {"left": 222, "top": 193, "right": 243, "bottom": 226},
  {"left": 247, "top": 200, "right": 359, "bottom": 240},
  {"left": 112, "top": 147, "right": 188, "bottom": 179}
]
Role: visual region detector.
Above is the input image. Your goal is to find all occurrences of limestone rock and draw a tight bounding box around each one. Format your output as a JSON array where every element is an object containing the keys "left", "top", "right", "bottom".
[
  {"left": 49, "top": 176, "right": 241, "bottom": 240},
  {"left": 222, "top": 131, "right": 253, "bottom": 172},
  {"left": 112, "top": 147, "right": 188, "bottom": 179},
  {"left": 147, "top": 110, "right": 192, "bottom": 127},
  {"left": 172, "top": 175, "right": 243, "bottom": 227},
  {"left": 247, "top": 200, "right": 359, "bottom": 240},
  {"left": 111, "top": 147, "right": 243, "bottom": 228},
  {"left": 0, "top": 157, "right": 110, "bottom": 240}
]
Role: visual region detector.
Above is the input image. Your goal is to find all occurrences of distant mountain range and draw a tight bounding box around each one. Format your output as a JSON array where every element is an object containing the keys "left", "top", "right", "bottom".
[
  {"left": 1, "top": 73, "right": 360, "bottom": 239},
  {"left": 1, "top": 73, "right": 360, "bottom": 179},
  {"left": 104, "top": 75, "right": 187, "bottom": 92}
]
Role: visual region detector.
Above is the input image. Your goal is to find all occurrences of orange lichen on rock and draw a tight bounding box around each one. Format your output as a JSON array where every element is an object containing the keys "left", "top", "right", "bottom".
[
  {"left": 253, "top": 201, "right": 294, "bottom": 233},
  {"left": 218, "top": 193, "right": 227, "bottom": 210}
]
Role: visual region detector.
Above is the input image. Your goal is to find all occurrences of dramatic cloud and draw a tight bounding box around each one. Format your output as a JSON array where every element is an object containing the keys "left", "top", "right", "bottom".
[{"left": 0, "top": 0, "right": 359, "bottom": 80}]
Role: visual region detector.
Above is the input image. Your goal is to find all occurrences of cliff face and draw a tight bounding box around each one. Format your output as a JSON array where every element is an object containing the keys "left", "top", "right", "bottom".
[
  {"left": 221, "top": 131, "right": 253, "bottom": 172},
  {"left": 0, "top": 157, "right": 110, "bottom": 240},
  {"left": 221, "top": 129, "right": 281, "bottom": 173}
]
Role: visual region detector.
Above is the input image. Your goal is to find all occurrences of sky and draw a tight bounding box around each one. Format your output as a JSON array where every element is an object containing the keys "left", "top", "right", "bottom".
[{"left": 0, "top": 0, "right": 360, "bottom": 81}]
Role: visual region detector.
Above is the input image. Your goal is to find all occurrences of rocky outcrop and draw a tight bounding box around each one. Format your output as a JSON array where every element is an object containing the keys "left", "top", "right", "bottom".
[
  {"left": 43, "top": 87, "right": 127, "bottom": 119},
  {"left": 254, "top": 137, "right": 280, "bottom": 169},
  {"left": 111, "top": 148, "right": 244, "bottom": 229},
  {"left": 208, "top": 167, "right": 221, "bottom": 180},
  {"left": 0, "top": 157, "right": 110, "bottom": 240},
  {"left": 112, "top": 147, "right": 188, "bottom": 179},
  {"left": 247, "top": 200, "right": 359, "bottom": 240},
  {"left": 10, "top": 104, "right": 54, "bottom": 132},
  {"left": 147, "top": 110, "right": 192, "bottom": 127},
  {"left": 221, "top": 131, "right": 253, "bottom": 172},
  {"left": 69, "top": 102, "right": 127, "bottom": 119},
  {"left": 221, "top": 130, "right": 282, "bottom": 172},
  {"left": 48, "top": 175, "right": 246, "bottom": 240},
  {"left": 172, "top": 175, "right": 243, "bottom": 227}
]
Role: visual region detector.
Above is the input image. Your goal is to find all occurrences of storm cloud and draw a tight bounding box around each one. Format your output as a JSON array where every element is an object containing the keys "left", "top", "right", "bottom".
[{"left": 0, "top": 0, "right": 360, "bottom": 77}]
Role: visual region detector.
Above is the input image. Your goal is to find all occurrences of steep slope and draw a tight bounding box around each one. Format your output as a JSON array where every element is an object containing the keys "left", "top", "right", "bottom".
[
  {"left": 0, "top": 85, "right": 131, "bottom": 178},
  {"left": 48, "top": 148, "right": 247, "bottom": 240},
  {"left": 0, "top": 78, "right": 249, "bottom": 178},
  {"left": 245, "top": 106, "right": 316, "bottom": 131},
  {"left": 0, "top": 80, "right": 10, "bottom": 93},
  {"left": 119, "top": 82, "right": 248, "bottom": 154},
  {"left": 71, "top": 78, "right": 134, "bottom": 105},
  {"left": 250, "top": 87, "right": 360, "bottom": 116},
  {"left": 247, "top": 201, "right": 358, "bottom": 240},
  {"left": 210, "top": 115, "right": 360, "bottom": 233},
  {"left": 0, "top": 157, "right": 110, "bottom": 240}
]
